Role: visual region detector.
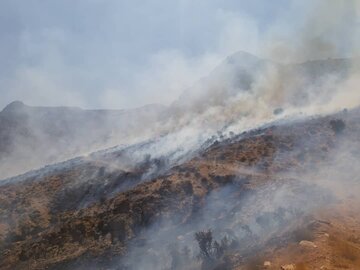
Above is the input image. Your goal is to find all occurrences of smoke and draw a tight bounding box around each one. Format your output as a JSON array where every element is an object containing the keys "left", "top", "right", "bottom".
[
  {"left": 1, "top": 0, "right": 360, "bottom": 179},
  {"left": 1, "top": 1, "right": 360, "bottom": 268},
  {"left": 3, "top": 0, "right": 359, "bottom": 109},
  {"left": 264, "top": 0, "right": 360, "bottom": 62},
  {"left": 118, "top": 111, "right": 360, "bottom": 270},
  {"left": 0, "top": 103, "right": 166, "bottom": 179}
]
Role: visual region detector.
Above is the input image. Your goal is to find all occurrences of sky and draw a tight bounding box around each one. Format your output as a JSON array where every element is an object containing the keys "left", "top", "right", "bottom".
[{"left": 0, "top": 0, "right": 359, "bottom": 110}]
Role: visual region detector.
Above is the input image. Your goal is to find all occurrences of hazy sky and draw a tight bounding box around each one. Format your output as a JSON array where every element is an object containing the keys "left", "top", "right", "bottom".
[{"left": 0, "top": 0, "right": 359, "bottom": 110}]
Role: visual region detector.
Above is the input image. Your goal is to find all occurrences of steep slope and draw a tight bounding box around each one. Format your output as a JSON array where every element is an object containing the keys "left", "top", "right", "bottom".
[{"left": 0, "top": 106, "right": 359, "bottom": 270}]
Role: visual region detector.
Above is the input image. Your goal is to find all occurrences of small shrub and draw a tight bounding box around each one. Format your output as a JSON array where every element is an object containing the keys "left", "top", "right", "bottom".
[
  {"left": 329, "top": 119, "right": 346, "bottom": 134},
  {"left": 273, "top": 108, "right": 284, "bottom": 115},
  {"left": 195, "top": 230, "right": 214, "bottom": 262},
  {"left": 194, "top": 230, "right": 236, "bottom": 269}
]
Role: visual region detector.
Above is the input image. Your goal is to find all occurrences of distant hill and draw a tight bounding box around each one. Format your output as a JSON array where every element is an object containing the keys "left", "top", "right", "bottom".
[{"left": 0, "top": 101, "right": 165, "bottom": 179}]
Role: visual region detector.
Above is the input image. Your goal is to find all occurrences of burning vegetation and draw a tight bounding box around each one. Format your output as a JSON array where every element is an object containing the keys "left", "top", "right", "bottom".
[{"left": 1, "top": 105, "right": 360, "bottom": 269}]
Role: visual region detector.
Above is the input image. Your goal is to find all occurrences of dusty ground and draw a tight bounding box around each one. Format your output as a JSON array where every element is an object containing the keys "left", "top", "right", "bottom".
[{"left": 236, "top": 191, "right": 360, "bottom": 270}]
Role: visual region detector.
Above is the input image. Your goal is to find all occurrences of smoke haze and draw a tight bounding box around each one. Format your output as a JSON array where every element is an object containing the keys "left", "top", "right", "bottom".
[{"left": 1, "top": 1, "right": 360, "bottom": 269}]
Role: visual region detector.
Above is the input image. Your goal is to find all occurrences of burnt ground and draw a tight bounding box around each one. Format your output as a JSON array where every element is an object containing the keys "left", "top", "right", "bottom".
[{"left": 1, "top": 108, "right": 360, "bottom": 269}]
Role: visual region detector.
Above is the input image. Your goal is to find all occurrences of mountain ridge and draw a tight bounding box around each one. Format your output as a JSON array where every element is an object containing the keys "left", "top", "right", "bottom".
[{"left": 0, "top": 101, "right": 165, "bottom": 179}]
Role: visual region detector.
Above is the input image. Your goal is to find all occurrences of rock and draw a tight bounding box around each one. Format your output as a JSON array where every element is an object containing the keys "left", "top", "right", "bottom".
[
  {"left": 264, "top": 261, "right": 271, "bottom": 268},
  {"left": 299, "top": 240, "right": 317, "bottom": 248},
  {"left": 281, "top": 264, "right": 295, "bottom": 270}
]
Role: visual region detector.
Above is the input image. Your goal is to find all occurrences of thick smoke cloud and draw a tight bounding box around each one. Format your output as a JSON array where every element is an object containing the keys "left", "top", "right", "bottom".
[
  {"left": 1, "top": 0, "right": 358, "bottom": 110},
  {"left": 2, "top": 0, "right": 360, "bottom": 179},
  {"left": 1, "top": 1, "right": 360, "bottom": 269}
]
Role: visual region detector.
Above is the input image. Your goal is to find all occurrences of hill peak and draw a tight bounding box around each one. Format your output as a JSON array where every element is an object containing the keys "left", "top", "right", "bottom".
[{"left": 1, "top": 101, "right": 26, "bottom": 113}]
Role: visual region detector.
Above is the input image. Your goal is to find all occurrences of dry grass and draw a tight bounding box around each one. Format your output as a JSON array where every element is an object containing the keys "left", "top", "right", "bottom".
[
  {"left": 295, "top": 262, "right": 308, "bottom": 270},
  {"left": 330, "top": 235, "right": 360, "bottom": 263}
]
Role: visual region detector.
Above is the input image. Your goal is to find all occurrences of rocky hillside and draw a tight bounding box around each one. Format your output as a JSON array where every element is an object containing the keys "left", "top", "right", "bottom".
[{"left": 1, "top": 105, "right": 359, "bottom": 270}]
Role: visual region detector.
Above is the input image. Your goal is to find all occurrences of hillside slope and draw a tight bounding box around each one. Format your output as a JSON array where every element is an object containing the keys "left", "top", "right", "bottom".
[{"left": 1, "top": 106, "right": 359, "bottom": 270}]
